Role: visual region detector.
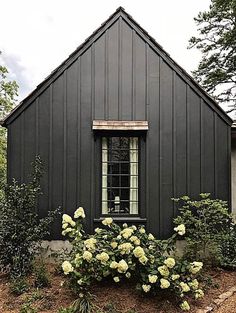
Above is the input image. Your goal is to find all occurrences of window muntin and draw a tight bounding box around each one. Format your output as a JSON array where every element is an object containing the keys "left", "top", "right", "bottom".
[{"left": 102, "top": 137, "right": 139, "bottom": 215}]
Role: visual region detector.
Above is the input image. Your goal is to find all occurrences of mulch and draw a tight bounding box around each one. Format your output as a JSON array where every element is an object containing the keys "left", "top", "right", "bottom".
[{"left": 0, "top": 265, "right": 235, "bottom": 313}]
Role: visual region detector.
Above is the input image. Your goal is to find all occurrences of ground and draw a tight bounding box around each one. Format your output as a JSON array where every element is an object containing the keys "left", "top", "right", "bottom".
[{"left": 0, "top": 265, "right": 235, "bottom": 313}]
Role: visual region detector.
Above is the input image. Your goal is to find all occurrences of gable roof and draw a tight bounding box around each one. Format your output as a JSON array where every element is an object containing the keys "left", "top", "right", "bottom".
[{"left": 2, "top": 7, "right": 232, "bottom": 126}]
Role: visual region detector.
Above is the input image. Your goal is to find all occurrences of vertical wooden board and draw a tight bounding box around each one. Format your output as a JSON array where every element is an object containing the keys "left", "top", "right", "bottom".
[
  {"left": 187, "top": 88, "right": 201, "bottom": 197},
  {"left": 51, "top": 75, "right": 64, "bottom": 237},
  {"left": 215, "top": 117, "right": 229, "bottom": 200},
  {"left": 147, "top": 47, "right": 160, "bottom": 236},
  {"left": 107, "top": 22, "right": 119, "bottom": 120},
  {"left": 23, "top": 103, "right": 36, "bottom": 182},
  {"left": 201, "top": 103, "right": 215, "bottom": 196},
  {"left": 94, "top": 34, "right": 105, "bottom": 119},
  {"left": 159, "top": 60, "right": 173, "bottom": 238},
  {"left": 38, "top": 88, "right": 50, "bottom": 218},
  {"left": 174, "top": 75, "right": 187, "bottom": 199},
  {"left": 134, "top": 33, "right": 146, "bottom": 120},
  {"left": 8, "top": 118, "right": 22, "bottom": 182},
  {"left": 121, "top": 20, "right": 132, "bottom": 120},
  {"left": 80, "top": 49, "right": 92, "bottom": 231},
  {"left": 66, "top": 62, "right": 79, "bottom": 215}
]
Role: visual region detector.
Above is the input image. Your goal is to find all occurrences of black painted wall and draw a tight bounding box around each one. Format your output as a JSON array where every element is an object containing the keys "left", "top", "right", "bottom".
[{"left": 5, "top": 9, "right": 232, "bottom": 238}]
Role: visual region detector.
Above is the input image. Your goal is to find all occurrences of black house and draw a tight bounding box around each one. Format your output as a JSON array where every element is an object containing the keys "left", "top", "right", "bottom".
[{"left": 2, "top": 8, "right": 232, "bottom": 239}]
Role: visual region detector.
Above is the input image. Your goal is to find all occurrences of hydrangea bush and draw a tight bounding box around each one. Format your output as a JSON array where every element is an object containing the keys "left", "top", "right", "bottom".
[{"left": 61, "top": 208, "right": 204, "bottom": 311}]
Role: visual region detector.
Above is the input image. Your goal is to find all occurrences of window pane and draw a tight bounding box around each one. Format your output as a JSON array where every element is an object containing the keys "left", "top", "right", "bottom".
[{"left": 102, "top": 136, "right": 139, "bottom": 215}]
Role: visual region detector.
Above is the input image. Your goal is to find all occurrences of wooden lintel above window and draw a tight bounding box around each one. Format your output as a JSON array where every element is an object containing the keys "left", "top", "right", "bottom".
[{"left": 92, "top": 120, "right": 149, "bottom": 131}]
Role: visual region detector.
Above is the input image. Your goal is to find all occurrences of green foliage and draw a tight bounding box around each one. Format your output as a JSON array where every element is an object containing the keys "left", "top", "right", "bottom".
[
  {"left": 33, "top": 260, "right": 51, "bottom": 288},
  {"left": 60, "top": 208, "right": 205, "bottom": 311},
  {"left": 173, "top": 194, "right": 236, "bottom": 266},
  {"left": 19, "top": 291, "right": 43, "bottom": 313},
  {"left": 58, "top": 307, "right": 76, "bottom": 313},
  {"left": 189, "top": 0, "right": 236, "bottom": 108},
  {"left": 218, "top": 223, "right": 236, "bottom": 269},
  {"left": 0, "top": 156, "right": 60, "bottom": 278},
  {"left": 0, "top": 54, "right": 18, "bottom": 194},
  {"left": 9, "top": 277, "right": 29, "bottom": 295},
  {"left": 19, "top": 303, "right": 37, "bottom": 313}
]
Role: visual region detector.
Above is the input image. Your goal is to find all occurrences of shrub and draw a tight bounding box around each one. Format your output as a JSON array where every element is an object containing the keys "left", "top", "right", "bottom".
[
  {"left": 61, "top": 207, "right": 204, "bottom": 311},
  {"left": 173, "top": 193, "right": 236, "bottom": 266},
  {"left": 33, "top": 259, "right": 51, "bottom": 288},
  {"left": 217, "top": 223, "right": 236, "bottom": 269},
  {"left": 0, "top": 156, "right": 60, "bottom": 278}
]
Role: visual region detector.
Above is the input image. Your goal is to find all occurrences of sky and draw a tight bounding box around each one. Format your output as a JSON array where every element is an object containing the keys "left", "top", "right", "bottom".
[{"left": 1, "top": 0, "right": 216, "bottom": 106}]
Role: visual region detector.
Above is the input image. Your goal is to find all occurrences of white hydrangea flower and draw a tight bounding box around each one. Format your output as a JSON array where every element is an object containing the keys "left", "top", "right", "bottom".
[
  {"left": 74, "top": 207, "right": 85, "bottom": 219},
  {"left": 174, "top": 224, "right": 186, "bottom": 236},
  {"left": 118, "top": 242, "right": 134, "bottom": 255},
  {"left": 180, "top": 282, "right": 190, "bottom": 292},
  {"left": 110, "top": 261, "right": 118, "bottom": 269},
  {"left": 62, "top": 214, "right": 76, "bottom": 227},
  {"left": 180, "top": 301, "right": 190, "bottom": 311},
  {"left": 117, "top": 259, "right": 129, "bottom": 273},
  {"left": 95, "top": 227, "right": 102, "bottom": 233},
  {"left": 139, "top": 227, "right": 146, "bottom": 234},
  {"left": 110, "top": 241, "right": 118, "bottom": 249},
  {"left": 160, "top": 278, "right": 170, "bottom": 289},
  {"left": 62, "top": 261, "right": 74, "bottom": 275},
  {"left": 189, "top": 279, "right": 199, "bottom": 290},
  {"left": 195, "top": 289, "right": 204, "bottom": 299},
  {"left": 84, "top": 238, "right": 97, "bottom": 250},
  {"left": 164, "top": 257, "right": 175, "bottom": 269},
  {"left": 148, "top": 233, "right": 155, "bottom": 240},
  {"left": 82, "top": 251, "right": 93, "bottom": 262},
  {"left": 158, "top": 265, "right": 170, "bottom": 277},
  {"left": 113, "top": 276, "right": 120, "bottom": 283},
  {"left": 148, "top": 274, "right": 158, "bottom": 284},
  {"left": 189, "top": 261, "right": 203, "bottom": 274},
  {"left": 120, "top": 228, "right": 134, "bottom": 239},
  {"left": 96, "top": 252, "right": 110, "bottom": 263},
  {"left": 139, "top": 255, "right": 148, "bottom": 265},
  {"left": 142, "top": 284, "right": 151, "bottom": 292},
  {"left": 171, "top": 274, "right": 180, "bottom": 281},
  {"left": 102, "top": 217, "right": 113, "bottom": 226},
  {"left": 133, "top": 246, "right": 145, "bottom": 258}
]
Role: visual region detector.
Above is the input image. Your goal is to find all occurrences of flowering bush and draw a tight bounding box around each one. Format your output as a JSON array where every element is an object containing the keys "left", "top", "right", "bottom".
[
  {"left": 61, "top": 208, "right": 205, "bottom": 311},
  {"left": 173, "top": 193, "right": 236, "bottom": 267}
]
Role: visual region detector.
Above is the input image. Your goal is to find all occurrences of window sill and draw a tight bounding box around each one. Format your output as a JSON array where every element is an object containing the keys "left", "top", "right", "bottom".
[{"left": 94, "top": 217, "right": 147, "bottom": 223}]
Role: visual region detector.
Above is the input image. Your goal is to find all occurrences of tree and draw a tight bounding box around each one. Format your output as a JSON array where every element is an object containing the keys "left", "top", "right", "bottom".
[
  {"left": 189, "top": 0, "right": 236, "bottom": 113},
  {"left": 0, "top": 52, "right": 18, "bottom": 191}
]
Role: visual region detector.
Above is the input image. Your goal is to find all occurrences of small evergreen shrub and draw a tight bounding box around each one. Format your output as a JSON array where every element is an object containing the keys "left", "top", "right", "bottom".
[
  {"left": 173, "top": 193, "right": 236, "bottom": 267},
  {"left": 0, "top": 156, "right": 60, "bottom": 278},
  {"left": 61, "top": 207, "right": 205, "bottom": 311}
]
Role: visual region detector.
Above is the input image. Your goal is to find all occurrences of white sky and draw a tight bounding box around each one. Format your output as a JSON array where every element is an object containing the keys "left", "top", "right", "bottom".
[{"left": 1, "top": 0, "right": 213, "bottom": 103}]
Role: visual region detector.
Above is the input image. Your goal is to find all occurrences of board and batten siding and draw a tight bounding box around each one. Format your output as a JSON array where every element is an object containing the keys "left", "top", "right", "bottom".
[{"left": 6, "top": 15, "right": 231, "bottom": 239}]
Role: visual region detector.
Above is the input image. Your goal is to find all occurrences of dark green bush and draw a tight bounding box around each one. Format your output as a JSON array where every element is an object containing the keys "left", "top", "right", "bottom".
[
  {"left": 0, "top": 156, "right": 60, "bottom": 278},
  {"left": 173, "top": 193, "right": 236, "bottom": 267}
]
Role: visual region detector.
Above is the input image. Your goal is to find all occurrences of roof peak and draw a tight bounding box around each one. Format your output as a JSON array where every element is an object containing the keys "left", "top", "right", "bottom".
[{"left": 1, "top": 6, "right": 232, "bottom": 126}]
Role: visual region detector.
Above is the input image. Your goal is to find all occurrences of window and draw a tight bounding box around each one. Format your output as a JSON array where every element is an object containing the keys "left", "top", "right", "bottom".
[{"left": 102, "top": 137, "right": 139, "bottom": 215}]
